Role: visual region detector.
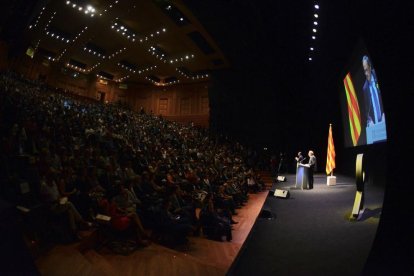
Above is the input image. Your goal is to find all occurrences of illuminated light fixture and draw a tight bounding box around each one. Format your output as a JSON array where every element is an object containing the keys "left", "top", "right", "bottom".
[
  {"left": 314, "top": 21, "right": 318, "bottom": 25},
  {"left": 176, "top": 68, "right": 210, "bottom": 80},
  {"left": 312, "top": 28, "right": 317, "bottom": 32},
  {"left": 314, "top": 14, "right": 318, "bottom": 18},
  {"left": 309, "top": 57, "right": 312, "bottom": 61},
  {"left": 111, "top": 22, "right": 136, "bottom": 41},
  {"left": 30, "top": 6, "right": 47, "bottom": 30},
  {"left": 310, "top": 47, "right": 314, "bottom": 51},
  {"left": 180, "top": 17, "right": 184, "bottom": 21},
  {"left": 314, "top": 4, "right": 319, "bottom": 9},
  {"left": 67, "top": 2, "right": 97, "bottom": 17},
  {"left": 312, "top": 36, "right": 316, "bottom": 39}
]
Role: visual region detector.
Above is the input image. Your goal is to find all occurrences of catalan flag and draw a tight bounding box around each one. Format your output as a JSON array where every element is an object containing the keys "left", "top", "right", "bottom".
[
  {"left": 343, "top": 73, "right": 361, "bottom": 146},
  {"left": 326, "top": 124, "right": 336, "bottom": 175}
]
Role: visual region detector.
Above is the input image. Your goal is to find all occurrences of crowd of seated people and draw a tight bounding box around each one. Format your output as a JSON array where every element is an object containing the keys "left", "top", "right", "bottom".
[{"left": 0, "top": 71, "right": 266, "bottom": 248}]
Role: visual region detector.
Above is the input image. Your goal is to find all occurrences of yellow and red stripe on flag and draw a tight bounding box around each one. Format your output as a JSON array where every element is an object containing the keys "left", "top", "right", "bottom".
[
  {"left": 326, "top": 124, "right": 336, "bottom": 175},
  {"left": 343, "top": 73, "right": 361, "bottom": 146}
]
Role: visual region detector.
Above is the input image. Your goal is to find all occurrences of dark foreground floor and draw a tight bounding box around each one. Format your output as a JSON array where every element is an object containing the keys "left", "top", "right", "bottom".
[{"left": 227, "top": 174, "right": 385, "bottom": 276}]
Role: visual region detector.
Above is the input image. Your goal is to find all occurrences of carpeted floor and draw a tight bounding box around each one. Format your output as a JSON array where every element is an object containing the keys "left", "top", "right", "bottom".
[{"left": 227, "top": 174, "right": 385, "bottom": 276}]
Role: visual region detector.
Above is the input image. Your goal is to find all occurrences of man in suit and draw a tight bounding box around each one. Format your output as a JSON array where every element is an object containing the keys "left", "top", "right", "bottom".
[
  {"left": 307, "top": 150, "right": 316, "bottom": 189},
  {"left": 362, "top": 55, "right": 384, "bottom": 127}
]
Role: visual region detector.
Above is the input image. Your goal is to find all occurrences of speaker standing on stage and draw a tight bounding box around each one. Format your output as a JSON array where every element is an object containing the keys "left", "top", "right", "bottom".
[
  {"left": 307, "top": 150, "right": 317, "bottom": 189},
  {"left": 295, "top": 152, "right": 305, "bottom": 164}
]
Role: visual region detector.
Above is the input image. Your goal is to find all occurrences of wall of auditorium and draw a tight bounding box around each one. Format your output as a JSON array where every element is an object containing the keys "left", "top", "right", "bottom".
[
  {"left": 123, "top": 82, "right": 210, "bottom": 127},
  {"left": 5, "top": 54, "right": 210, "bottom": 127}
]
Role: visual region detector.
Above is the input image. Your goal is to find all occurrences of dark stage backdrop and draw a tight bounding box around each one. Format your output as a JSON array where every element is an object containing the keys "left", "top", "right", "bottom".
[{"left": 200, "top": 0, "right": 414, "bottom": 273}]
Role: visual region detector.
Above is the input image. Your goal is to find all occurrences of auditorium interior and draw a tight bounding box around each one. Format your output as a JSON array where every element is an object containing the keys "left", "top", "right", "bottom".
[{"left": 0, "top": 0, "right": 412, "bottom": 275}]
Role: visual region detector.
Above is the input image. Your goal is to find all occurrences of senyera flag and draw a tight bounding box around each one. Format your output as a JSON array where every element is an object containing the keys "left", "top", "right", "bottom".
[
  {"left": 326, "top": 124, "right": 336, "bottom": 175},
  {"left": 343, "top": 73, "right": 361, "bottom": 146}
]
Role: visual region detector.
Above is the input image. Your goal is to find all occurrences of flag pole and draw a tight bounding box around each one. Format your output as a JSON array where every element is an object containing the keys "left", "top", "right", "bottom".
[{"left": 327, "top": 123, "right": 336, "bottom": 185}]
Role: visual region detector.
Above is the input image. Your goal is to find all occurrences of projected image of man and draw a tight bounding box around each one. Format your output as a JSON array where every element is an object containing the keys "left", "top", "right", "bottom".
[{"left": 362, "top": 55, "right": 384, "bottom": 127}]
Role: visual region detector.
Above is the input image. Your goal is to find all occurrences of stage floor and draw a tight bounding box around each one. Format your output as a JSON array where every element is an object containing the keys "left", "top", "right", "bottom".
[{"left": 227, "top": 174, "right": 385, "bottom": 276}]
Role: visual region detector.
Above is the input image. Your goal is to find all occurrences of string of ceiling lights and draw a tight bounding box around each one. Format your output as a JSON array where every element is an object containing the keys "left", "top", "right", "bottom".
[
  {"left": 175, "top": 68, "right": 209, "bottom": 80},
  {"left": 56, "top": 49, "right": 67, "bottom": 61},
  {"left": 66, "top": 1, "right": 97, "bottom": 17},
  {"left": 115, "top": 75, "right": 130, "bottom": 83},
  {"left": 309, "top": 3, "right": 320, "bottom": 61},
  {"left": 29, "top": 1, "right": 202, "bottom": 87},
  {"left": 145, "top": 77, "right": 180, "bottom": 86},
  {"left": 28, "top": 7, "right": 46, "bottom": 29}
]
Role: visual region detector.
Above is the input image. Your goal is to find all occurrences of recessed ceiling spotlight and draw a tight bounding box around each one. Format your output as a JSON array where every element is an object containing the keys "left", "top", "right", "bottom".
[
  {"left": 312, "top": 28, "right": 317, "bottom": 33},
  {"left": 310, "top": 47, "right": 314, "bottom": 51},
  {"left": 312, "top": 36, "right": 316, "bottom": 39},
  {"left": 314, "top": 21, "right": 318, "bottom": 25},
  {"left": 314, "top": 4, "right": 319, "bottom": 9},
  {"left": 309, "top": 57, "right": 313, "bottom": 61},
  {"left": 314, "top": 14, "right": 318, "bottom": 18}
]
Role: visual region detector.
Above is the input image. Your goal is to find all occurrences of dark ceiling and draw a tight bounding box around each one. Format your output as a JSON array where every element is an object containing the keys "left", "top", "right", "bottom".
[{"left": 15, "top": 0, "right": 230, "bottom": 85}]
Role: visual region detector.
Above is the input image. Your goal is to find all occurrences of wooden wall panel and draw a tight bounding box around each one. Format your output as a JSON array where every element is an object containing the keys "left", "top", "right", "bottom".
[{"left": 7, "top": 55, "right": 210, "bottom": 127}]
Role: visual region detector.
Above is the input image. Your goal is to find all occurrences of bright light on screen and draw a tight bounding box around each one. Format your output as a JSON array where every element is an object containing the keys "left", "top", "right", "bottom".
[{"left": 340, "top": 41, "right": 387, "bottom": 147}]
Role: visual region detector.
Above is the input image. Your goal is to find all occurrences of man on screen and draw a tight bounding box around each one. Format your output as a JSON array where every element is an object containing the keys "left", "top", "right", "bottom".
[{"left": 362, "top": 55, "right": 384, "bottom": 127}]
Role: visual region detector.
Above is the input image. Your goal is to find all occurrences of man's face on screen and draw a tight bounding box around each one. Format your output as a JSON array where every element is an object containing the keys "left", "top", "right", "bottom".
[{"left": 363, "top": 60, "right": 371, "bottom": 82}]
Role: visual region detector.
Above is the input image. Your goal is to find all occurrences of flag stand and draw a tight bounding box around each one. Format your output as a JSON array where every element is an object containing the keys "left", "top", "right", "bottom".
[{"left": 327, "top": 170, "right": 336, "bottom": 186}]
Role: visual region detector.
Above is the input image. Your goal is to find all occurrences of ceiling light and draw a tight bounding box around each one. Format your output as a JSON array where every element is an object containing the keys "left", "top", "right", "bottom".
[
  {"left": 314, "top": 4, "right": 319, "bottom": 9},
  {"left": 309, "top": 57, "right": 312, "bottom": 61},
  {"left": 312, "top": 36, "right": 316, "bottom": 39},
  {"left": 310, "top": 47, "right": 314, "bottom": 51},
  {"left": 314, "top": 21, "right": 318, "bottom": 25},
  {"left": 314, "top": 14, "right": 318, "bottom": 18},
  {"left": 312, "top": 28, "right": 317, "bottom": 32}
]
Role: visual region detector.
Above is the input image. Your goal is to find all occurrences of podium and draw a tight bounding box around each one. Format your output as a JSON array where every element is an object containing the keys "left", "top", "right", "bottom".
[
  {"left": 366, "top": 120, "right": 386, "bottom": 144},
  {"left": 296, "top": 164, "right": 309, "bottom": 189}
]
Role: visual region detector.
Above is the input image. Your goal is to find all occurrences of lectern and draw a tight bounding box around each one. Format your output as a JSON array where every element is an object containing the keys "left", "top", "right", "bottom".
[
  {"left": 366, "top": 120, "right": 387, "bottom": 144},
  {"left": 296, "top": 164, "right": 309, "bottom": 189}
]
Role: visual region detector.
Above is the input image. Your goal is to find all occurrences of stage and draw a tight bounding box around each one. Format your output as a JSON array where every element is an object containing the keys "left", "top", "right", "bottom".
[{"left": 227, "top": 173, "right": 385, "bottom": 276}]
